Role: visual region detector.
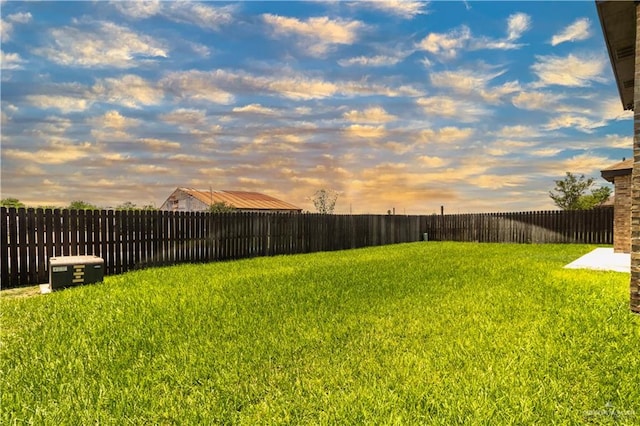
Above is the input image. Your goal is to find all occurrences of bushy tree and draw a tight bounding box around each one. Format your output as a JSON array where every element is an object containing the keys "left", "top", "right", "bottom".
[
  {"left": 116, "top": 202, "right": 157, "bottom": 211},
  {"left": 68, "top": 200, "right": 98, "bottom": 210},
  {"left": 549, "top": 172, "right": 611, "bottom": 210},
  {"left": 116, "top": 201, "right": 138, "bottom": 210},
  {"left": 1, "top": 198, "right": 25, "bottom": 208},
  {"left": 576, "top": 186, "right": 612, "bottom": 209},
  {"left": 312, "top": 189, "right": 339, "bottom": 214},
  {"left": 209, "top": 201, "right": 236, "bottom": 213}
]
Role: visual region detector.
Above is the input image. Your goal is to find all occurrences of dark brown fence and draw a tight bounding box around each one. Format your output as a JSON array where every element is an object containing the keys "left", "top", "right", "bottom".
[
  {"left": 424, "top": 207, "right": 614, "bottom": 244},
  {"left": 0, "top": 207, "right": 613, "bottom": 289},
  {"left": 0, "top": 208, "right": 424, "bottom": 288}
]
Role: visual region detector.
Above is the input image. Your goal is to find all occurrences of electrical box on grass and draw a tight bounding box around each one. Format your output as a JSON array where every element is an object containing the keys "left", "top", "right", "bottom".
[{"left": 49, "top": 255, "right": 104, "bottom": 291}]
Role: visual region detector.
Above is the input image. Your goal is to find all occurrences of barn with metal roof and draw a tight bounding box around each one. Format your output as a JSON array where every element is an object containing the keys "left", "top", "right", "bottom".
[{"left": 160, "top": 188, "right": 302, "bottom": 213}]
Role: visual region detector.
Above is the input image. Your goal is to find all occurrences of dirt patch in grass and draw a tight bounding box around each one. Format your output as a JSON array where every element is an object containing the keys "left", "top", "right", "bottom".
[{"left": 1, "top": 286, "right": 43, "bottom": 300}]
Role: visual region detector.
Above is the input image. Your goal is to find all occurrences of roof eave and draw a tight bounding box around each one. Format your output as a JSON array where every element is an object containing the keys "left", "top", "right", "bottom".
[
  {"left": 596, "top": 1, "right": 636, "bottom": 111},
  {"left": 601, "top": 168, "right": 632, "bottom": 183}
]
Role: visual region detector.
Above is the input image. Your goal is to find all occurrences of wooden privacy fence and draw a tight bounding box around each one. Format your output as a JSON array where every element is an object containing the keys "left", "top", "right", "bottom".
[
  {"left": 424, "top": 207, "right": 614, "bottom": 245},
  {"left": 0, "top": 207, "right": 613, "bottom": 289},
  {"left": 0, "top": 208, "right": 423, "bottom": 288}
]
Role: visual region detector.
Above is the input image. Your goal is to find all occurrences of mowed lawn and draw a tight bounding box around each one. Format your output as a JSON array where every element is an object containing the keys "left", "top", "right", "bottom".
[{"left": 1, "top": 242, "right": 638, "bottom": 424}]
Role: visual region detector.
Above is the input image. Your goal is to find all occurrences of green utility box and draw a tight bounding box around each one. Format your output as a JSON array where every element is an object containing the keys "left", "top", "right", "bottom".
[{"left": 49, "top": 255, "right": 104, "bottom": 291}]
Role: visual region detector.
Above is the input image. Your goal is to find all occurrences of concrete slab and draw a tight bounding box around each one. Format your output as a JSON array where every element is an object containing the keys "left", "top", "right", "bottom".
[{"left": 564, "top": 248, "right": 630, "bottom": 273}]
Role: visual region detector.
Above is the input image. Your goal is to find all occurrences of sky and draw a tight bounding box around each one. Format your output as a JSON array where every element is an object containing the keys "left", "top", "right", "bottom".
[{"left": 0, "top": 1, "right": 633, "bottom": 214}]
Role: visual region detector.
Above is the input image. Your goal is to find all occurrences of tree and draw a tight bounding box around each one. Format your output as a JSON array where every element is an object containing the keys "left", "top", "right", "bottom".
[
  {"left": 576, "top": 186, "right": 612, "bottom": 210},
  {"left": 312, "top": 189, "right": 339, "bottom": 214},
  {"left": 68, "top": 200, "right": 98, "bottom": 210},
  {"left": 209, "top": 201, "right": 236, "bottom": 213},
  {"left": 549, "top": 172, "right": 611, "bottom": 210},
  {"left": 1, "top": 198, "right": 25, "bottom": 208},
  {"left": 115, "top": 201, "right": 157, "bottom": 211},
  {"left": 116, "top": 201, "right": 138, "bottom": 210}
]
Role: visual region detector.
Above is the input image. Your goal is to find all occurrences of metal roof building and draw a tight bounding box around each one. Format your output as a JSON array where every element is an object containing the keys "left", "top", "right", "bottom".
[{"left": 160, "top": 188, "right": 302, "bottom": 213}]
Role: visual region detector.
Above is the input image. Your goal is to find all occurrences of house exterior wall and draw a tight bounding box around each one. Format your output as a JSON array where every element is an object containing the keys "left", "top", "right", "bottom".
[
  {"left": 160, "top": 190, "right": 209, "bottom": 212},
  {"left": 631, "top": 2, "right": 640, "bottom": 313},
  {"left": 614, "top": 174, "right": 632, "bottom": 253}
]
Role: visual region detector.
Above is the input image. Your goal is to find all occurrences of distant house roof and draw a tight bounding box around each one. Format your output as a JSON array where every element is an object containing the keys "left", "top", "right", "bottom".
[
  {"left": 596, "top": 1, "right": 636, "bottom": 111},
  {"left": 601, "top": 158, "right": 633, "bottom": 183},
  {"left": 168, "top": 188, "right": 302, "bottom": 212}
]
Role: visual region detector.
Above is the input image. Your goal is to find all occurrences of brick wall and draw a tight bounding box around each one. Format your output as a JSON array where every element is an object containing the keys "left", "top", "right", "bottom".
[
  {"left": 614, "top": 174, "right": 632, "bottom": 253},
  {"left": 631, "top": 3, "right": 640, "bottom": 313}
]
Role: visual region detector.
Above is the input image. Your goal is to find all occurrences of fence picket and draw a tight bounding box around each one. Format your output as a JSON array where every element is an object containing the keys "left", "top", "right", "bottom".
[
  {"left": 36, "top": 209, "right": 46, "bottom": 284},
  {"left": 1, "top": 208, "right": 8, "bottom": 287}
]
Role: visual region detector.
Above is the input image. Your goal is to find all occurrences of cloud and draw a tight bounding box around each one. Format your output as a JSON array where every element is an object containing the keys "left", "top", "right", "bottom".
[
  {"left": 26, "top": 95, "right": 91, "bottom": 113},
  {"left": 420, "top": 126, "right": 474, "bottom": 144},
  {"left": 474, "top": 174, "right": 527, "bottom": 189},
  {"left": 338, "top": 54, "right": 405, "bottom": 67},
  {"left": 341, "top": 81, "right": 422, "bottom": 97},
  {"left": 506, "top": 13, "right": 531, "bottom": 41},
  {"left": 599, "top": 96, "right": 634, "bottom": 121},
  {"left": 416, "top": 26, "right": 471, "bottom": 59},
  {"left": 94, "top": 74, "right": 164, "bottom": 108},
  {"left": 112, "top": 0, "right": 161, "bottom": 19},
  {"left": 530, "top": 148, "right": 564, "bottom": 157},
  {"left": 543, "top": 114, "right": 602, "bottom": 133},
  {"left": 540, "top": 96, "right": 632, "bottom": 133},
  {"left": 29, "top": 116, "right": 73, "bottom": 136},
  {"left": 418, "top": 155, "right": 448, "bottom": 168},
  {"left": 511, "top": 90, "right": 563, "bottom": 110},
  {"left": 160, "top": 70, "right": 236, "bottom": 104},
  {"left": 1, "top": 50, "right": 25, "bottom": 70},
  {"left": 430, "top": 68, "right": 504, "bottom": 93},
  {"left": 1, "top": 18, "right": 12, "bottom": 40},
  {"left": 189, "top": 42, "right": 211, "bottom": 57},
  {"left": 7, "top": 12, "right": 32, "bottom": 24},
  {"left": 88, "top": 111, "right": 139, "bottom": 142},
  {"left": 34, "top": 20, "right": 167, "bottom": 68},
  {"left": 163, "top": 1, "right": 235, "bottom": 31},
  {"left": 4, "top": 141, "right": 94, "bottom": 165},
  {"left": 551, "top": 18, "right": 591, "bottom": 46},
  {"left": 344, "top": 124, "right": 387, "bottom": 139},
  {"left": 130, "top": 164, "right": 172, "bottom": 175},
  {"left": 366, "top": 1, "right": 429, "bottom": 19},
  {"left": 160, "top": 108, "right": 207, "bottom": 126},
  {"left": 418, "top": 14, "right": 530, "bottom": 59},
  {"left": 492, "top": 125, "right": 542, "bottom": 139},
  {"left": 255, "top": 73, "right": 339, "bottom": 99},
  {"left": 603, "top": 134, "right": 632, "bottom": 149},
  {"left": 138, "top": 137, "right": 181, "bottom": 151},
  {"left": 232, "top": 104, "right": 277, "bottom": 115},
  {"left": 531, "top": 53, "right": 607, "bottom": 87},
  {"left": 1, "top": 12, "right": 31, "bottom": 41},
  {"left": 89, "top": 110, "right": 140, "bottom": 130},
  {"left": 160, "top": 68, "right": 419, "bottom": 102},
  {"left": 262, "top": 14, "right": 363, "bottom": 57},
  {"left": 544, "top": 153, "right": 613, "bottom": 176},
  {"left": 429, "top": 67, "right": 519, "bottom": 103},
  {"left": 112, "top": 1, "right": 234, "bottom": 31},
  {"left": 343, "top": 107, "right": 396, "bottom": 123},
  {"left": 416, "top": 96, "right": 488, "bottom": 121}
]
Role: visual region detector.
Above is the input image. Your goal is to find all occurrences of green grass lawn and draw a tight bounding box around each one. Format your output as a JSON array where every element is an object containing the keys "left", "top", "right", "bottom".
[{"left": 1, "top": 242, "right": 638, "bottom": 424}]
